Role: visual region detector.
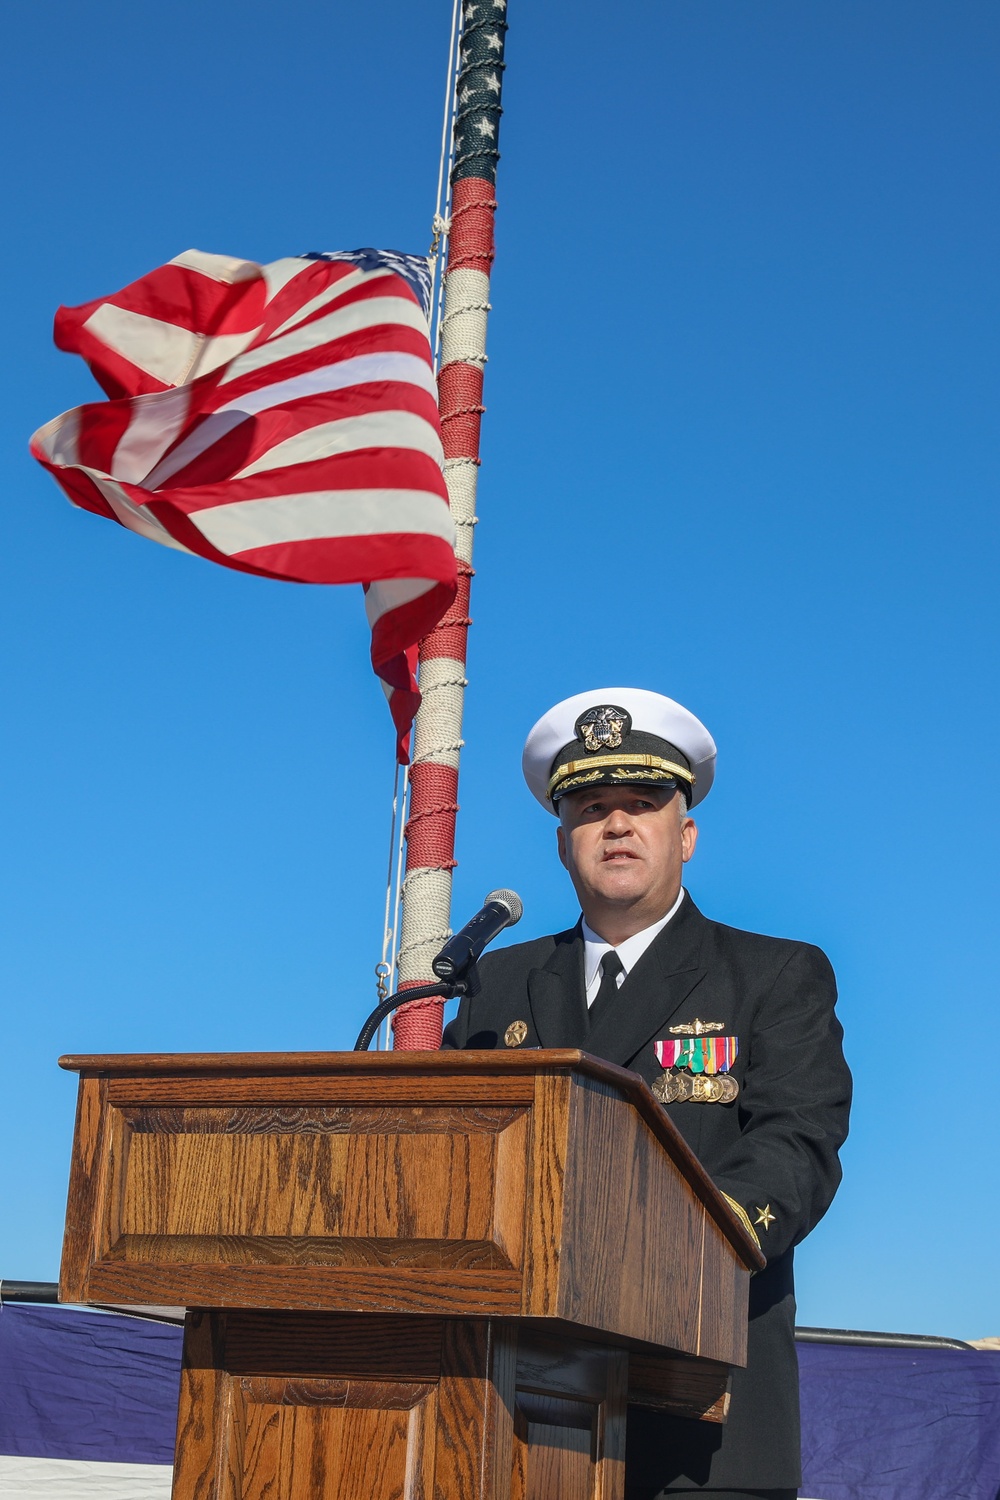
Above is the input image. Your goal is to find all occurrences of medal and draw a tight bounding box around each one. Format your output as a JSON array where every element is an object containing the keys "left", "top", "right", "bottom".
[
  {"left": 652, "top": 1071, "right": 739, "bottom": 1104},
  {"left": 653, "top": 1029, "right": 739, "bottom": 1103}
]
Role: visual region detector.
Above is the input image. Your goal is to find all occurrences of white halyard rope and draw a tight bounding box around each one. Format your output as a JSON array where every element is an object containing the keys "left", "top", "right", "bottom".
[
  {"left": 375, "top": 0, "right": 465, "bottom": 1043},
  {"left": 430, "top": 0, "right": 464, "bottom": 374}
]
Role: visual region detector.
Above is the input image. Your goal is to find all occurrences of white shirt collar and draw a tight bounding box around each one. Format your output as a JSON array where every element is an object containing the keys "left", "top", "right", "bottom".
[{"left": 582, "top": 887, "right": 687, "bottom": 1002}]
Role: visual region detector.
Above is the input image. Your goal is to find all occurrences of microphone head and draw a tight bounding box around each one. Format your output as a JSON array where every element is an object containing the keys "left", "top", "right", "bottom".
[{"left": 485, "top": 888, "right": 523, "bottom": 925}]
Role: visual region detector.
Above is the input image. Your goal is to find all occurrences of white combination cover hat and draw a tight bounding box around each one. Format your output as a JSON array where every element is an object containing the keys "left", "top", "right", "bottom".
[{"left": 522, "top": 687, "right": 717, "bottom": 813}]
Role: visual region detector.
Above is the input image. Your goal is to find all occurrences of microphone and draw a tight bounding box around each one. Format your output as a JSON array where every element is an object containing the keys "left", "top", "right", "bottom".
[{"left": 432, "top": 889, "right": 524, "bottom": 982}]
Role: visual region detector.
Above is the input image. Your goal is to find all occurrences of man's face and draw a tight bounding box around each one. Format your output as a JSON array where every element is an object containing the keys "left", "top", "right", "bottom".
[{"left": 556, "top": 783, "right": 697, "bottom": 939}]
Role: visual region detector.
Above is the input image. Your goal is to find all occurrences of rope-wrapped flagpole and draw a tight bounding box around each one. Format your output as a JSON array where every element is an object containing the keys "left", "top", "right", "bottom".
[{"left": 392, "top": 0, "right": 508, "bottom": 1049}]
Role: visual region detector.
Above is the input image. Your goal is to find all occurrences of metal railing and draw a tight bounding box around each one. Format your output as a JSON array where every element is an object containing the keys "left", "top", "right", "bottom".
[{"left": 794, "top": 1325, "right": 975, "bottom": 1352}]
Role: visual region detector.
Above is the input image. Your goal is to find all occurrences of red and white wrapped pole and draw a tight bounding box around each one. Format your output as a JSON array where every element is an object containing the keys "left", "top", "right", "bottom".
[{"left": 393, "top": 0, "right": 508, "bottom": 1049}]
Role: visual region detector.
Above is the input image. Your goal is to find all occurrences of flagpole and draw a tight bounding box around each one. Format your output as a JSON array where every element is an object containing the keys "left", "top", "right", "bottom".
[{"left": 392, "top": 0, "right": 508, "bottom": 1049}]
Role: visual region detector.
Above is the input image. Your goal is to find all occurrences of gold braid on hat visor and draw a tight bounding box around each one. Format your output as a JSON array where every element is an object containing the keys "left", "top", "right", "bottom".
[{"left": 546, "top": 755, "right": 696, "bottom": 802}]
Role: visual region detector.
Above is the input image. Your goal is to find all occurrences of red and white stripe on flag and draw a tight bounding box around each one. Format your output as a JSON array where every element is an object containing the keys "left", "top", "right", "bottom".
[{"left": 30, "top": 248, "right": 457, "bottom": 761}]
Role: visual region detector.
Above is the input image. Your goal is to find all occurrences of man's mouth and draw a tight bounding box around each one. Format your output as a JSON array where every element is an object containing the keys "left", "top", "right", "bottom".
[{"left": 602, "top": 850, "right": 638, "bottom": 862}]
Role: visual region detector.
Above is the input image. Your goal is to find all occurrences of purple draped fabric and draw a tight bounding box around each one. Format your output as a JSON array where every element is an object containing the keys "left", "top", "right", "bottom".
[
  {"left": 0, "top": 1304, "right": 181, "bottom": 1464},
  {"left": 2, "top": 1304, "right": 999, "bottom": 1498},
  {"left": 799, "top": 1340, "right": 1000, "bottom": 1500}
]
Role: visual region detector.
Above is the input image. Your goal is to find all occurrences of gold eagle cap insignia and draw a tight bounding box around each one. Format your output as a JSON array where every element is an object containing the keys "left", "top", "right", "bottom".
[{"left": 575, "top": 704, "right": 631, "bottom": 754}]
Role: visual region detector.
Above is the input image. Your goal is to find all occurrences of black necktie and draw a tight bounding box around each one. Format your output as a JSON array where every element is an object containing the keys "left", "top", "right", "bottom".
[{"left": 588, "top": 949, "right": 625, "bottom": 1028}]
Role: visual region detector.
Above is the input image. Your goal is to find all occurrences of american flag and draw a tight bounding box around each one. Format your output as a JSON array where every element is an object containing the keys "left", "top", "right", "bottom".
[{"left": 30, "top": 247, "right": 456, "bottom": 760}]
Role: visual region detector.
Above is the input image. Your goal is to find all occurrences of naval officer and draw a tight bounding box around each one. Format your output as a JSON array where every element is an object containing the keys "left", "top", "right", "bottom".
[{"left": 441, "top": 688, "right": 852, "bottom": 1500}]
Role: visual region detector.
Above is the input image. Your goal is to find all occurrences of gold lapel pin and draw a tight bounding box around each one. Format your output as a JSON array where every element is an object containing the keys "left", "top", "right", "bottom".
[
  {"left": 669, "top": 1018, "right": 725, "bottom": 1036},
  {"left": 504, "top": 1020, "right": 528, "bottom": 1048}
]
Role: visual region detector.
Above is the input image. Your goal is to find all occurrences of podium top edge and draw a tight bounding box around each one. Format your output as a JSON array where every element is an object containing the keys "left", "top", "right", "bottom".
[{"left": 58, "top": 1048, "right": 610, "bottom": 1077}]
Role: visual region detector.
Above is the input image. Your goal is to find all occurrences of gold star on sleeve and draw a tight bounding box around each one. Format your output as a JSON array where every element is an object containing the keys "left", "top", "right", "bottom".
[{"left": 754, "top": 1204, "right": 776, "bottom": 1231}]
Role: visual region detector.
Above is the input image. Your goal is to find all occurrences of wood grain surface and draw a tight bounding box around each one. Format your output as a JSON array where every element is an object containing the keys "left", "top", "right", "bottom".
[
  {"left": 60, "top": 1051, "right": 756, "bottom": 1345},
  {"left": 59, "top": 1076, "right": 108, "bottom": 1303},
  {"left": 121, "top": 1125, "right": 510, "bottom": 1240},
  {"left": 82, "top": 1263, "right": 523, "bottom": 1316},
  {"left": 173, "top": 1313, "right": 523, "bottom": 1500},
  {"left": 222, "top": 1313, "right": 445, "bottom": 1379},
  {"left": 512, "top": 1330, "right": 627, "bottom": 1500},
  {"left": 697, "top": 1205, "right": 747, "bottom": 1366},
  {"left": 234, "top": 1376, "right": 436, "bottom": 1500},
  {"left": 434, "top": 1319, "right": 517, "bottom": 1500},
  {"left": 57, "top": 1051, "right": 758, "bottom": 1497},
  {"left": 554, "top": 1072, "right": 718, "bottom": 1356},
  {"left": 627, "top": 1351, "right": 731, "bottom": 1423},
  {"left": 171, "top": 1314, "right": 637, "bottom": 1500},
  {"left": 122, "top": 1104, "right": 525, "bottom": 1134},
  {"left": 174, "top": 1311, "right": 443, "bottom": 1500},
  {"left": 58, "top": 1049, "right": 763, "bottom": 1272}
]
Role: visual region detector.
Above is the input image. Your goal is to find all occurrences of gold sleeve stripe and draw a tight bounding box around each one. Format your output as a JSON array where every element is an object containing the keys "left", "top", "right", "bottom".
[
  {"left": 547, "top": 754, "right": 695, "bottom": 800},
  {"left": 721, "top": 1192, "right": 762, "bottom": 1251}
]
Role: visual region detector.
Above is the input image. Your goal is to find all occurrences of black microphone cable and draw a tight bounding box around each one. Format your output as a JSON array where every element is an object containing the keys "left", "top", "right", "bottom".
[{"left": 353, "top": 982, "right": 463, "bottom": 1051}]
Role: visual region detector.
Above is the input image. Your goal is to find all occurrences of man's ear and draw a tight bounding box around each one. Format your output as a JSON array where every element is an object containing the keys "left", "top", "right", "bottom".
[
  {"left": 681, "top": 817, "right": 698, "bottom": 864},
  {"left": 556, "top": 822, "right": 568, "bottom": 870}
]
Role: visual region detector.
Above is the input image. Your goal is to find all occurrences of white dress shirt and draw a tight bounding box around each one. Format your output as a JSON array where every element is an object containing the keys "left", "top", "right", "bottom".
[{"left": 582, "top": 888, "right": 687, "bottom": 1005}]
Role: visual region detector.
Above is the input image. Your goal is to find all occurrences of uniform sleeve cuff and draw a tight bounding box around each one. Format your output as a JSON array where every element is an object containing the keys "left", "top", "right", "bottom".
[{"left": 720, "top": 1192, "right": 762, "bottom": 1251}]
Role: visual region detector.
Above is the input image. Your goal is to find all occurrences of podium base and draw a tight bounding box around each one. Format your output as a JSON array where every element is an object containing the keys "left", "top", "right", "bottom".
[{"left": 174, "top": 1311, "right": 628, "bottom": 1500}]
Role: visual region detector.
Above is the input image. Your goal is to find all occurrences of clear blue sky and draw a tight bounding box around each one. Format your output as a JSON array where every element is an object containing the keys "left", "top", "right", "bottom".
[{"left": 1, "top": 1, "right": 997, "bottom": 1339}]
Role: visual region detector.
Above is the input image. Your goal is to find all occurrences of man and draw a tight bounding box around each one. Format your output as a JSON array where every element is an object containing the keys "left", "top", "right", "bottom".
[{"left": 442, "top": 687, "right": 852, "bottom": 1500}]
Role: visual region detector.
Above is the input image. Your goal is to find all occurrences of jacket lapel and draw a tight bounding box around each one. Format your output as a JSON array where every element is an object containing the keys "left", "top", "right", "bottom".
[
  {"left": 526, "top": 925, "right": 589, "bottom": 1048},
  {"left": 583, "top": 894, "right": 710, "bottom": 1067}
]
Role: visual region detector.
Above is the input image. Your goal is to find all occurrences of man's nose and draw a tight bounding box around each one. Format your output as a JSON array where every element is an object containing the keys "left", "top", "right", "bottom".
[{"left": 603, "top": 810, "right": 633, "bottom": 836}]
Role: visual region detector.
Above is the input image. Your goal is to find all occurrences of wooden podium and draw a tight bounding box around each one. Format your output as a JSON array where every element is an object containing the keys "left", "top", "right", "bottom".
[{"left": 59, "top": 1049, "right": 763, "bottom": 1499}]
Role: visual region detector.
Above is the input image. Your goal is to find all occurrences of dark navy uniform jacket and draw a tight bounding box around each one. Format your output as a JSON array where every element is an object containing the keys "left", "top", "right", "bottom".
[{"left": 441, "top": 891, "right": 852, "bottom": 1494}]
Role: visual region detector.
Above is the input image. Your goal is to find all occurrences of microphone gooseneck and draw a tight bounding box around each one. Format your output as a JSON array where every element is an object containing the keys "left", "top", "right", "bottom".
[
  {"left": 353, "top": 891, "right": 524, "bottom": 1051},
  {"left": 353, "top": 982, "right": 462, "bottom": 1052}
]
